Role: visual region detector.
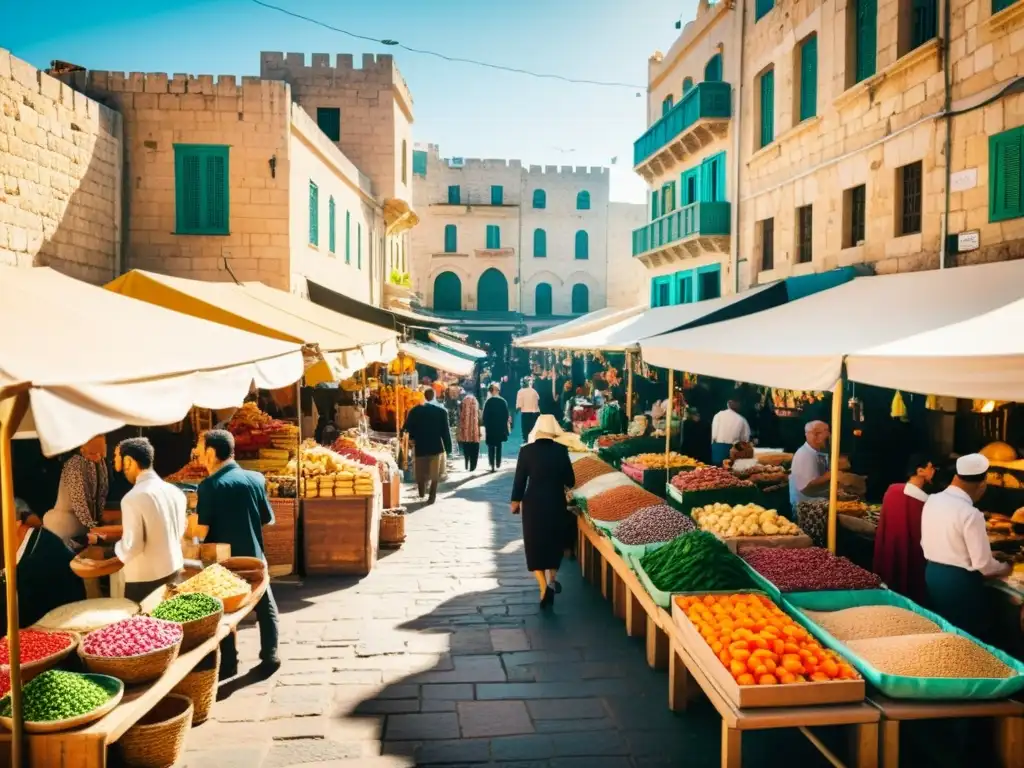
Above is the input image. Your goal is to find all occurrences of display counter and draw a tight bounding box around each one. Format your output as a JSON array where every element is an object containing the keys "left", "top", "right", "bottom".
[{"left": 302, "top": 495, "right": 382, "bottom": 576}]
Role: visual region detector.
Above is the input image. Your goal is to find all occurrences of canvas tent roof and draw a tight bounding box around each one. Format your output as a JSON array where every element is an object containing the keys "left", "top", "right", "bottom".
[
  {"left": 428, "top": 332, "right": 488, "bottom": 359},
  {"left": 514, "top": 305, "right": 647, "bottom": 349},
  {"left": 399, "top": 340, "right": 477, "bottom": 377}
]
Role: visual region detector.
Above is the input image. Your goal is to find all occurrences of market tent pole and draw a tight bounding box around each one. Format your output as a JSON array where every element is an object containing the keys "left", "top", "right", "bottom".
[
  {"left": 665, "top": 369, "right": 674, "bottom": 466},
  {"left": 626, "top": 352, "right": 634, "bottom": 420},
  {"left": 0, "top": 389, "right": 29, "bottom": 767},
  {"left": 827, "top": 379, "right": 843, "bottom": 553}
]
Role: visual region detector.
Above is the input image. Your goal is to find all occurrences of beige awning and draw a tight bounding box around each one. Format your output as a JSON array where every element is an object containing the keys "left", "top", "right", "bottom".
[
  {"left": 514, "top": 305, "right": 646, "bottom": 349},
  {"left": 398, "top": 341, "right": 476, "bottom": 377}
]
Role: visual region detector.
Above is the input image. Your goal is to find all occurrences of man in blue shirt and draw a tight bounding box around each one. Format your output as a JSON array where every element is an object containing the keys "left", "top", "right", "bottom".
[{"left": 197, "top": 429, "right": 280, "bottom": 677}]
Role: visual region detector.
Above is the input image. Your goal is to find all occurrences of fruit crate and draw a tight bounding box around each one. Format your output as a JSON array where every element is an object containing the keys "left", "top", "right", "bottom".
[{"left": 665, "top": 484, "right": 762, "bottom": 513}]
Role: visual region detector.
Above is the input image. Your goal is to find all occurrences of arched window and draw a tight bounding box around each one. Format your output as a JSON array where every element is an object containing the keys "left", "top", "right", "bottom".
[
  {"left": 704, "top": 54, "right": 723, "bottom": 82},
  {"left": 576, "top": 190, "right": 591, "bottom": 210},
  {"left": 535, "top": 283, "right": 553, "bottom": 316},
  {"left": 433, "top": 272, "right": 462, "bottom": 312},
  {"left": 477, "top": 268, "right": 509, "bottom": 312},
  {"left": 574, "top": 230, "right": 589, "bottom": 260},
  {"left": 532, "top": 189, "right": 546, "bottom": 209},
  {"left": 683, "top": 77, "right": 694, "bottom": 94},
  {"left": 401, "top": 139, "right": 408, "bottom": 184},
  {"left": 533, "top": 228, "right": 547, "bottom": 257},
  {"left": 443, "top": 224, "right": 457, "bottom": 253},
  {"left": 571, "top": 284, "right": 589, "bottom": 314}
]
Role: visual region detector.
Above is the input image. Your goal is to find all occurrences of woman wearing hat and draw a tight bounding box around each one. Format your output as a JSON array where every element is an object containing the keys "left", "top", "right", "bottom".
[{"left": 510, "top": 415, "right": 575, "bottom": 609}]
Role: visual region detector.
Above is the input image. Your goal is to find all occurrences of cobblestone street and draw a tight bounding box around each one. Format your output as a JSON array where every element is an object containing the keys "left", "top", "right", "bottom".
[{"left": 181, "top": 443, "right": 829, "bottom": 768}]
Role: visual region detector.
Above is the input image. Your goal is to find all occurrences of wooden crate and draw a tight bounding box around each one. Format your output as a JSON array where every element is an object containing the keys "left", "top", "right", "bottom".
[
  {"left": 264, "top": 498, "right": 297, "bottom": 576},
  {"left": 302, "top": 495, "right": 383, "bottom": 576},
  {"left": 382, "top": 472, "right": 401, "bottom": 508},
  {"left": 669, "top": 596, "right": 865, "bottom": 709}
]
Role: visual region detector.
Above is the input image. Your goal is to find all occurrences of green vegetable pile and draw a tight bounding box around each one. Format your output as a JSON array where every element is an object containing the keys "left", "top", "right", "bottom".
[
  {"left": 599, "top": 436, "right": 665, "bottom": 464},
  {"left": 638, "top": 531, "right": 752, "bottom": 593},
  {"left": 151, "top": 593, "right": 221, "bottom": 623},
  {"left": 0, "top": 670, "right": 114, "bottom": 722}
]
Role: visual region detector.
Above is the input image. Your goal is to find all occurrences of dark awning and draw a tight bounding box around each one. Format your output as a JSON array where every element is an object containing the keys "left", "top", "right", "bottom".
[{"left": 306, "top": 280, "right": 448, "bottom": 331}]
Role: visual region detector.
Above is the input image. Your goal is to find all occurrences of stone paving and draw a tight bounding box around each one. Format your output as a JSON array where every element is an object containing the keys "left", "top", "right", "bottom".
[{"left": 179, "top": 439, "right": 836, "bottom": 767}]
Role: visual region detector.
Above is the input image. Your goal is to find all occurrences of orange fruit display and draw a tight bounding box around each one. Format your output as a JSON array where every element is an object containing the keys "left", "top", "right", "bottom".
[{"left": 676, "top": 593, "right": 860, "bottom": 686}]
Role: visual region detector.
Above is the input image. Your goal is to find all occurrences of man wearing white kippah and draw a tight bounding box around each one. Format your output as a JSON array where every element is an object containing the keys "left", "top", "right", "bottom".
[{"left": 921, "top": 453, "right": 1010, "bottom": 637}]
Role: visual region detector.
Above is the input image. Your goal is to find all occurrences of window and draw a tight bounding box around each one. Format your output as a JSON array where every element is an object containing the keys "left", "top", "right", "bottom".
[
  {"left": 412, "top": 149, "right": 428, "bottom": 176},
  {"left": 700, "top": 152, "right": 726, "bottom": 202},
  {"left": 850, "top": 0, "right": 878, "bottom": 85},
  {"left": 755, "top": 0, "right": 775, "bottom": 21},
  {"left": 662, "top": 95, "right": 674, "bottom": 116},
  {"left": 760, "top": 219, "right": 775, "bottom": 270},
  {"left": 574, "top": 230, "right": 589, "bottom": 259},
  {"left": 576, "top": 190, "right": 591, "bottom": 210},
  {"left": 444, "top": 224, "right": 457, "bottom": 253},
  {"left": 652, "top": 190, "right": 661, "bottom": 219},
  {"left": 797, "top": 35, "right": 818, "bottom": 122},
  {"left": 308, "top": 181, "right": 319, "bottom": 246},
  {"left": 433, "top": 271, "right": 462, "bottom": 312},
  {"left": 897, "top": 161, "right": 923, "bottom": 235},
  {"left": 358, "top": 223, "right": 362, "bottom": 269},
  {"left": 491, "top": 185, "right": 504, "bottom": 205},
  {"left": 533, "top": 189, "right": 546, "bottom": 209},
  {"left": 758, "top": 68, "right": 775, "bottom": 149},
  {"left": 344, "top": 210, "right": 351, "bottom": 264},
  {"left": 676, "top": 272, "right": 693, "bottom": 304},
  {"left": 328, "top": 197, "right": 336, "bottom": 254},
  {"left": 447, "top": 185, "right": 461, "bottom": 204},
  {"left": 796, "top": 206, "right": 813, "bottom": 263},
  {"left": 477, "top": 268, "right": 510, "bottom": 312},
  {"left": 535, "top": 283, "right": 553, "bottom": 316},
  {"left": 993, "top": 0, "right": 1016, "bottom": 12},
  {"left": 401, "top": 140, "right": 408, "bottom": 185},
  {"left": 571, "top": 284, "right": 589, "bottom": 314},
  {"left": 174, "top": 144, "right": 229, "bottom": 235},
  {"left": 316, "top": 107, "right": 340, "bottom": 141},
  {"left": 990, "top": 126, "right": 1024, "bottom": 222},
  {"left": 533, "top": 228, "right": 547, "bottom": 257},
  {"left": 683, "top": 77, "right": 694, "bottom": 94},
  {"left": 486, "top": 224, "right": 501, "bottom": 249},
  {"left": 899, "top": 0, "right": 937, "bottom": 56},
  {"left": 704, "top": 54, "right": 723, "bottom": 83},
  {"left": 661, "top": 182, "right": 676, "bottom": 213},
  {"left": 844, "top": 184, "right": 867, "bottom": 247},
  {"left": 651, "top": 277, "right": 672, "bottom": 308},
  {"left": 681, "top": 167, "right": 701, "bottom": 206},
  {"left": 698, "top": 266, "right": 721, "bottom": 300}
]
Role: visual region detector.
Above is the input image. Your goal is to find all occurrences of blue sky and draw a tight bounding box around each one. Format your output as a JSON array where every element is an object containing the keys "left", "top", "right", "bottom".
[{"left": 5, "top": 0, "right": 694, "bottom": 203}]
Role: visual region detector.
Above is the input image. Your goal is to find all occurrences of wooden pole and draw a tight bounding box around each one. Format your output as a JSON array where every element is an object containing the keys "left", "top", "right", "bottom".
[
  {"left": 626, "top": 351, "right": 634, "bottom": 420},
  {"left": 665, "top": 369, "right": 674, "bottom": 465},
  {"left": 827, "top": 379, "right": 843, "bottom": 554},
  {"left": 1, "top": 391, "right": 30, "bottom": 768}
]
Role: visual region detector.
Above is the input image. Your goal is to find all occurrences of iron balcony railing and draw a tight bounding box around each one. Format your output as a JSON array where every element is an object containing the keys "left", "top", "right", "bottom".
[
  {"left": 632, "top": 201, "right": 731, "bottom": 257},
  {"left": 633, "top": 82, "right": 732, "bottom": 167}
]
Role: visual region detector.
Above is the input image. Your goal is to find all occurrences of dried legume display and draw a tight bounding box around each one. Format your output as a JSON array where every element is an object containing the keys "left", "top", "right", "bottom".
[
  {"left": 803, "top": 606, "right": 941, "bottom": 641},
  {"left": 847, "top": 633, "right": 1013, "bottom": 678},
  {"left": 741, "top": 547, "right": 882, "bottom": 592},
  {"left": 614, "top": 505, "right": 695, "bottom": 545},
  {"left": 176, "top": 563, "right": 250, "bottom": 600},
  {"left": 82, "top": 616, "right": 182, "bottom": 658},
  {"left": 0, "top": 670, "right": 115, "bottom": 722},
  {"left": 693, "top": 503, "right": 801, "bottom": 537},
  {"left": 571, "top": 457, "right": 616, "bottom": 488},
  {"left": 587, "top": 485, "right": 662, "bottom": 522},
  {"left": 623, "top": 453, "right": 702, "bottom": 470},
  {"left": 151, "top": 593, "right": 222, "bottom": 624},
  {"left": 35, "top": 598, "right": 139, "bottom": 634},
  {"left": 574, "top": 472, "right": 635, "bottom": 501},
  {"left": 639, "top": 531, "right": 751, "bottom": 592},
  {"left": 672, "top": 466, "right": 754, "bottom": 492},
  {"left": 678, "top": 593, "right": 860, "bottom": 686},
  {"left": 0, "top": 630, "right": 74, "bottom": 666}
]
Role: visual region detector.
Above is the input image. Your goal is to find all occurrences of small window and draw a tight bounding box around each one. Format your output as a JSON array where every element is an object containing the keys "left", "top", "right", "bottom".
[
  {"left": 532, "top": 189, "right": 546, "bottom": 209},
  {"left": 652, "top": 190, "right": 661, "bottom": 219},
  {"left": 328, "top": 197, "right": 336, "bottom": 254},
  {"left": 308, "top": 181, "right": 319, "bottom": 246},
  {"left": 760, "top": 218, "right": 775, "bottom": 271},
  {"left": 447, "top": 185, "right": 461, "bottom": 204},
  {"left": 316, "top": 107, "right": 341, "bottom": 141},
  {"left": 758, "top": 68, "right": 775, "bottom": 149},
  {"left": 571, "top": 284, "right": 589, "bottom": 314},
  {"left": 897, "top": 161, "right": 923, "bottom": 235},
  {"left": 700, "top": 152, "right": 726, "bottom": 202},
  {"left": 576, "top": 190, "right": 591, "bottom": 210},
  {"left": 662, "top": 95, "right": 674, "bottom": 116},
  {"left": 345, "top": 210, "right": 351, "bottom": 264},
  {"left": 698, "top": 268, "right": 721, "bottom": 300},
  {"left": 444, "top": 224, "right": 457, "bottom": 253},
  {"left": 535, "top": 283, "right": 553, "bottom": 316},
  {"left": 900, "top": 0, "right": 938, "bottom": 56},
  {"left": 676, "top": 272, "right": 693, "bottom": 305},
  {"left": 993, "top": 0, "right": 1016, "bottom": 11},
  {"left": 704, "top": 54, "right": 723, "bottom": 83},
  {"left": 401, "top": 140, "right": 408, "bottom": 185},
  {"left": 797, "top": 35, "right": 818, "bottom": 122},
  {"left": 989, "top": 126, "right": 1024, "bottom": 222},
  {"left": 491, "top": 185, "right": 504, "bottom": 205},
  {"left": 661, "top": 182, "right": 676, "bottom": 213},
  {"left": 574, "top": 230, "right": 589, "bottom": 259},
  {"left": 652, "top": 278, "right": 671, "bottom": 308},
  {"left": 683, "top": 77, "right": 694, "bottom": 95},
  {"left": 412, "top": 150, "right": 428, "bottom": 176},
  {"left": 486, "top": 224, "right": 501, "bottom": 249},
  {"left": 796, "top": 205, "right": 813, "bottom": 263},
  {"left": 533, "top": 228, "right": 547, "bottom": 258},
  {"left": 844, "top": 184, "right": 868, "bottom": 247},
  {"left": 849, "top": 0, "right": 878, "bottom": 86},
  {"left": 174, "top": 144, "right": 230, "bottom": 235},
  {"left": 681, "top": 168, "right": 700, "bottom": 206},
  {"left": 755, "top": 0, "right": 775, "bottom": 21}
]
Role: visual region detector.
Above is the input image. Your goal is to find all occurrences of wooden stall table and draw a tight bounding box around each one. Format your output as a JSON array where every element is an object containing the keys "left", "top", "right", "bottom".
[
  {"left": 302, "top": 494, "right": 383, "bottom": 576},
  {"left": 868, "top": 694, "right": 1024, "bottom": 768}
]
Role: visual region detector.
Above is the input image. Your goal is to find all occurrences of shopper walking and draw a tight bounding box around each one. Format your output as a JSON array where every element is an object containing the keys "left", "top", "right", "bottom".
[
  {"left": 401, "top": 388, "right": 452, "bottom": 503},
  {"left": 482, "top": 383, "right": 511, "bottom": 471},
  {"left": 511, "top": 415, "right": 575, "bottom": 609},
  {"left": 515, "top": 378, "right": 541, "bottom": 442},
  {"left": 458, "top": 391, "right": 482, "bottom": 472}
]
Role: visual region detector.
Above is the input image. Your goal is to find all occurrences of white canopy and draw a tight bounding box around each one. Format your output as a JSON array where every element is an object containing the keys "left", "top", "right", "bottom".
[
  {"left": 1, "top": 267, "right": 304, "bottom": 456},
  {"left": 514, "top": 305, "right": 646, "bottom": 349},
  {"left": 641, "top": 260, "right": 1024, "bottom": 392},
  {"left": 428, "top": 332, "right": 488, "bottom": 359},
  {"left": 399, "top": 340, "right": 476, "bottom": 377}
]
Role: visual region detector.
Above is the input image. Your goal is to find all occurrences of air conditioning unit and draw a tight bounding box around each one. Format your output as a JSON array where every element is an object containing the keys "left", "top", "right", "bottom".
[{"left": 448, "top": 157, "right": 465, "bottom": 168}]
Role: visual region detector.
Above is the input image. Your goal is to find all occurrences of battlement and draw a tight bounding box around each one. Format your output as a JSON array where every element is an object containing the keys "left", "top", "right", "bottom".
[
  {"left": 430, "top": 147, "right": 608, "bottom": 179},
  {"left": 260, "top": 51, "right": 413, "bottom": 109},
  {"left": 526, "top": 164, "right": 609, "bottom": 178},
  {"left": 63, "top": 69, "right": 289, "bottom": 100}
]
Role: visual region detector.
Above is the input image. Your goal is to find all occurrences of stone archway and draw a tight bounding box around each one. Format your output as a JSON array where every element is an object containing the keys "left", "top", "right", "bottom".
[
  {"left": 433, "top": 271, "right": 462, "bottom": 311},
  {"left": 476, "top": 268, "right": 509, "bottom": 312}
]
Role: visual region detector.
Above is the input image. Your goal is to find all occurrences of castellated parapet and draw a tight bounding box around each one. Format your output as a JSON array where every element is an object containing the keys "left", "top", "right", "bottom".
[{"left": 259, "top": 51, "right": 413, "bottom": 111}]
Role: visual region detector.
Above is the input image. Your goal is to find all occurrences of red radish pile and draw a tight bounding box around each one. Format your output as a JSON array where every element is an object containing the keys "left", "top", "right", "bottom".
[
  {"left": 82, "top": 617, "right": 182, "bottom": 658},
  {"left": 0, "top": 630, "right": 73, "bottom": 665},
  {"left": 741, "top": 546, "right": 882, "bottom": 592},
  {"left": 0, "top": 670, "right": 9, "bottom": 698}
]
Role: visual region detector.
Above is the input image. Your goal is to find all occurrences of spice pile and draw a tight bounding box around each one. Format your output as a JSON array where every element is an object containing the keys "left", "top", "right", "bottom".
[
  {"left": 624, "top": 453, "right": 702, "bottom": 470},
  {"left": 574, "top": 472, "right": 634, "bottom": 501},
  {"left": 639, "top": 532, "right": 751, "bottom": 592},
  {"left": 0, "top": 630, "right": 74, "bottom": 666},
  {"left": 151, "top": 593, "right": 222, "bottom": 624},
  {"left": 693, "top": 503, "right": 801, "bottom": 537},
  {"left": 0, "top": 670, "right": 115, "bottom": 722},
  {"left": 614, "top": 505, "right": 696, "bottom": 545},
  {"left": 677, "top": 593, "right": 860, "bottom": 685},
  {"left": 588, "top": 485, "right": 662, "bottom": 522},
  {"left": 82, "top": 617, "right": 182, "bottom": 658},
  {"left": 672, "top": 467, "right": 754, "bottom": 492},
  {"left": 803, "top": 606, "right": 940, "bottom": 641},
  {"left": 571, "top": 457, "right": 616, "bottom": 488},
  {"left": 847, "top": 633, "right": 1013, "bottom": 679},
  {"left": 741, "top": 547, "right": 881, "bottom": 591},
  {"left": 176, "top": 563, "right": 251, "bottom": 601},
  {"left": 35, "top": 598, "right": 139, "bottom": 634}
]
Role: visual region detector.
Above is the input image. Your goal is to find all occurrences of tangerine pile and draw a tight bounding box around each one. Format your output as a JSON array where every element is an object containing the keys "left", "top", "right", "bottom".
[{"left": 677, "top": 593, "right": 859, "bottom": 686}]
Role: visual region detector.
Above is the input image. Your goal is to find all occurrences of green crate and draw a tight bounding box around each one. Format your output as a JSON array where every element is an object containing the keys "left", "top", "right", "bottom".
[
  {"left": 612, "top": 538, "right": 668, "bottom": 561},
  {"left": 628, "top": 553, "right": 673, "bottom": 608},
  {"left": 666, "top": 484, "right": 762, "bottom": 513}
]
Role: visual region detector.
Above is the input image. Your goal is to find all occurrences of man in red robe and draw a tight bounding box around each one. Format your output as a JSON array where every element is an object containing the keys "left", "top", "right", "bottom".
[{"left": 873, "top": 453, "right": 936, "bottom": 604}]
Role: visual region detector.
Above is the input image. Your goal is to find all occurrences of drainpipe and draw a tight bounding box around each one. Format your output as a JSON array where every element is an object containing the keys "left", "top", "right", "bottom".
[
  {"left": 939, "top": 0, "right": 952, "bottom": 270},
  {"left": 730, "top": 0, "right": 746, "bottom": 292}
]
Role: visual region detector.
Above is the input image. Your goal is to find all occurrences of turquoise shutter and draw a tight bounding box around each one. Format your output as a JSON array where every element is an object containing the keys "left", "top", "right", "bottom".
[
  {"left": 176, "top": 152, "right": 202, "bottom": 233},
  {"left": 575, "top": 230, "right": 589, "bottom": 259},
  {"left": 344, "top": 211, "right": 351, "bottom": 263},
  {"left": 204, "top": 152, "right": 228, "bottom": 232},
  {"left": 448, "top": 185, "right": 460, "bottom": 204},
  {"left": 308, "top": 182, "right": 318, "bottom": 246},
  {"left": 328, "top": 198, "right": 336, "bottom": 253},
  {"left": 652, "top": 190, "right": 661, "bottom": 219},
  {"left": 491, "top": 185, "right": 503, "bottom": 205},
  {"left": 855, "top": 0, "right": 878, "bottom": 83},
  {"left": 760, "top": 70, "right": 774, "bottom": 147},
  {"left": 533, "top": 189, "right": 546, "bottom": 209},
  {"left": 989, "top": 128, "right": 1024, "bottom": 222},
  {"left": 316, "top": 108, "right": 341, "bottom": 141},
  {"left": 357, "top": 223, "right": 362, "bottom": 269},
  {"left": 755, "top": 0, "right": 774, "bottom": 21},
  {"left": 534, "top": 228, "right": 546, "bottom": 257},
  {"left": 175, "top": 145, "right": 229, "bottom": 235},
  {"left": 662, "top": 96, "right": 674, "bottom": 116},
  {"left": 577, "top": 191, "right": 590, "bottom": 210},
  {"left": 911, "top": 0, "right": 937, "bottom": 48},
  {"left": 683, "top": 78, "right": 694, "bottom": 94},
  {"left": 704, "top": 54, "right": 722, "bottom": 83},
  {"left": 486, "top": 225, "right": 500, "bottom": 248},
  {"left": 412, "top": 150, "right": 428, "bottom": 176},
  {"left": 800, "top": 37, "right": 818, "bottom": 121},
  {"left": 444, "top": 224, "right": 457, "bottom": 252},
  {"left": 993, "top": 0, "right": 1014, "bottom": 11}
]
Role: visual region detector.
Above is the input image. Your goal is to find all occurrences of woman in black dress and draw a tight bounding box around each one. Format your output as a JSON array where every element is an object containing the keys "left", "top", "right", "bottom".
[
  {"left": 511, "top": 415, "right": 575, "bottom": 609},
  {"left": 482, "top": 383, "right": 511, "bottom": 471}
]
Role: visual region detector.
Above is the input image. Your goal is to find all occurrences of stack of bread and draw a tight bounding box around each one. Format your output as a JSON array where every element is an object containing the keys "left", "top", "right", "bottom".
[{"left": 354, "top": 471, "right": 376, "bottom": 496}]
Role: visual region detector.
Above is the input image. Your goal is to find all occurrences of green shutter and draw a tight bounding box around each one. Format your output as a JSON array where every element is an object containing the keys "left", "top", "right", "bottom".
[
  {"left": 533, "top": 189, "right": 546, "bottom": 209},
  {"left": 704, "top": 54, "right": 723, "bottom": 82},
  {"left": 759, "top": 70, "right": 774, "bottom": 148},
  {"left": 911, "top": 0, "right": 938, "bottom": 48},
  {"left": 486, "top": 224, "right": 500, "bottom": 249},
  {"left": 491, "top": 185, "right": 503, "bottom": 205},
  {"left": 444, "top": 224, "right": 457, "bottom": 252},
  {"left": 993, "top": 0, "right": 1015, "bottom": 12},
  {"left": 755, "top": 0, "right": 775, "bottom": 21},
  {"left": 799, "top": 37, "right": 818, "bottom": 121},
  {"left": 662, "top": 96, "right": 674, "bottom": 116},
  {"left": 345, "top": 210, "right": 351, "bottom": 263},
  {"left": 681, "top": 167, "right": 702, "bottom": 205},
  {"left": 308, "top": 182, "right": 318, "bottom": 246},
  {"left": 448, "top": 185, "right": 461, "bottom": 204},
  {"left": 534, "top": 228, "right": 547, "bottom": 257},
  {"left": 328, "top": 197, "right": 336, "bottom": 253},
  {"left": 357, "top": 223, "right": 362, "bottom": 269},
  {"left": 575, "top": 230, "right": 588, "bottom": 259},
  {"left": 174, "top": 145, "right": 229, "bottom": 235},
  {"left": 577, "top": 191, "right": 590, "bottom": 210},
  {"left": 412, "top": 150, "right": 428, "bottom": 176},
  {"left": 652, "top": 190, "right": 661, "bottom": 219},
  {"left": 990, "top": 127, "right": 1024, "bottom": 222},
  {"left": 316, "top": 108, "right": 341, "bottom": 141},
  {"left": 855, "top": 0, "right": 878, "bottom": 83},
  {"left": 699, "top": 154, "right": 726, "bottom": 203},
  {"left": 683, "top": 78, "right": 694, "bottom": 94}
]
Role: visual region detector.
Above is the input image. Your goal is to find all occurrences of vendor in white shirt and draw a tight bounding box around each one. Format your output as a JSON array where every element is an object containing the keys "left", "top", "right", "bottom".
[
  {"left": 789, "top": 421, "right": 833, "bottom": 511},
  {"left": 921, "top": 453, "right": 1010, "bottom": 638},
  {"left": 710, "top": 394, "right": 751, "bottom": 466}
]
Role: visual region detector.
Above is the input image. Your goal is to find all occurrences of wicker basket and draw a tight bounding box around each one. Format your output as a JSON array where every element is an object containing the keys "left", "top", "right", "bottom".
[
  {"left": 379, "top": 507, "right": 407, "bottom": 549},
  {"left": 79, "top": 637, "right": 181, "bottom": 685},
  {"left": 118, "top": 693, "right": 193, "bottom": 768},
  {"left": 164, "top": 599, "right": 223, "bottom": 653},
  {"left": 1, "top": 631, "right": 79, "bottom": 683},
  {"left": 170, "top": 649, "right": 218, "bottom": 725}
]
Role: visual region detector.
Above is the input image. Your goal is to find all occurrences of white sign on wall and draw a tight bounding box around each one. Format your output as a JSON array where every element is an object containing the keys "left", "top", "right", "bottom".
[
  {"left": 950, "top": 168, "right": 978, "bottom": 192},
  {"left": 957, "top": 230, "right": 980, "bottom": 252}
]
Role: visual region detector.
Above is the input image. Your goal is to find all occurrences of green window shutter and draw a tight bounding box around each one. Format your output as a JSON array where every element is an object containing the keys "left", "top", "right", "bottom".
[
  {"left": 652, "top": 190, "right": 661, "bottom": 219},
  {"left": 759, "top": 70, "right": 775, "bottom": 148},
  {"left": 444, "top": 224, "right": 457, "bottom": 252},
  {"left": 662, "top": 96, "right": 674, "bottom": 116},
  {"left": 704, "top": 54, "right": 723, "bottom": 82},
  {"left": 176, "top": 152, "right": 202, "bottom": 233},
  {"left": 308, "top": 182, "right": 318, "bottom": 246},
  {"left": 800, "top": 37, "right": 818, "bottom": 121},
  {"left": 486, "top": 224, "right": 500, "bottom": 249},
  {"left": 755, "top": 0, "right": 775, "bottom": 21},
  {"left": 662, "top": 182, "right": 676, "bottom": 212},
  {"left": 571, "top": 284, "right": 589, "bottom": 313},
  {"left": 412, "top": 150, "right": 428, "bottom": 176},
  {"left": 577, "top": 191, "right": 590, "bottom": 210},
  {"left": 316, "top": 107, "right": 341, "bottom": 141},
  {"left": 345, "top": 211, "right": 351, "bottom": 263},
  {"left": 681, "top": 167, "right": 702, "bottom": 205},
  {"left": 989, "top": 127, "right": 1024, "bottom": 222},
  {"left": 534, "top": 228, "right": 547, "bottom": 257},
  {"left": 535, "top": 283, "right": 552, "bottom": 316},
  {"left": 575, "top": 230, "right": 589, "bottom": 259},
  {"left": 533, "top": 189, "right": 546, "bottom": 209},
  {"left": 993, "top": 0, "right": 1015, "bottom": 12},
  {"left": 174, "top": 145, "right": 229, "bottom": 235},
  {"left": 357, "top": 223, "right": 362, "bottom": 269},
  {"left": 855, "top": 0, "right": 878, "bottom": 83},
  {"left": 911, "top": 0, "right": 938, "bottom": 48},
  {"left": 683, "top": 78, "right": 694, "bottom": 94},
  {"left": 448, "top": 185, "right": 461, "bottom": 204},
  {"left": 328, "top": 198, "right": 336, "bottom": 253},
  {"left": 491, "top": 185, "right": 504, "bottom": 205}
]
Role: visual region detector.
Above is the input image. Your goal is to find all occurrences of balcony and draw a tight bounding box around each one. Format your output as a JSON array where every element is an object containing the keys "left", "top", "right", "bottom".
[
  {"left": 633, "top": 82, "right": 732, "bottom": 181},
  {"left": 632, "top": 201, "right": 730, "bottom": 267}
]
